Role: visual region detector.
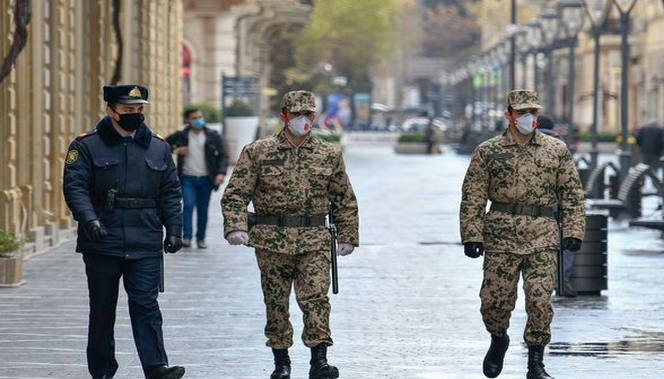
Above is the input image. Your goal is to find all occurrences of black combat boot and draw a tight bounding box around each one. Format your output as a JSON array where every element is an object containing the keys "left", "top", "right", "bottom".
[
  {"left": 270, "top": 348, "right": 291, "bottom": 379},
  {"left": 483, "top": 333, "right": 510, "bottom": 378},
  {"left": 526, "top": 346, "right": 554, "bottom": 379},
  {"left": 308, "top": 345, "right": 339, "bottom": 379}
]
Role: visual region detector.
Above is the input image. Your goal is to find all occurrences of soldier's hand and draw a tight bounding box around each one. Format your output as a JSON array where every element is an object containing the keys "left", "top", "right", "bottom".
[
  {"left": 563, "top": 237, "right": 582, "bottom": 252},
  {"left": 227, "top": 231, "right": 249, "bottom": 245},
  {"left": 464, "top": 242, "right": 484, "bottom": 258},
  {"left": 338, "top": 243, "right": 355, "bottom": 256},
  {"left": 164, "top": 235, "right": 183, "bottom": 253},
  {"left": 83, "top": 219, "right": 107, "bottom": 241}
]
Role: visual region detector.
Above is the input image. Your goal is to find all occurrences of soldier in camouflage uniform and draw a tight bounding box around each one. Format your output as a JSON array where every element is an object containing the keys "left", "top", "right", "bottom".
[
  {"left": 221, "top": 90, "right": 359, "bottom": 379},
  {"left": 460, "top": 90, "right": 585, "bottom": 379}
]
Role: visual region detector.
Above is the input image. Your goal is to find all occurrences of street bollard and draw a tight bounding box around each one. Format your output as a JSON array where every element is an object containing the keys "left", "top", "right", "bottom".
[{"left": 570, "top": 213, "right": 608, "bottom": 295}]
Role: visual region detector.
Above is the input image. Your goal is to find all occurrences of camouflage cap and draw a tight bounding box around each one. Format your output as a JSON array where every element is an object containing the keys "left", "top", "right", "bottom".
[
  {"left": 280, "top": 90, "right": 316, "bottom": 113},
  {"left": 507, "top": 89, "right": 541, "bottom": 110}
]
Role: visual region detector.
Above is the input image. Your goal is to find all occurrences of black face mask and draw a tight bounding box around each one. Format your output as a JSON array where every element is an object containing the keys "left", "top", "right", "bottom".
[{"left": 115, "top": 112, "right": 145, "bottom": 132}]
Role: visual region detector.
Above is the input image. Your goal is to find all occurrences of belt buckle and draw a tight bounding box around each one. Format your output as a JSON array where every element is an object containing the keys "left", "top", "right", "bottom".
[{"left": 128, "top": 198, "right": 139, "bottom": 208}]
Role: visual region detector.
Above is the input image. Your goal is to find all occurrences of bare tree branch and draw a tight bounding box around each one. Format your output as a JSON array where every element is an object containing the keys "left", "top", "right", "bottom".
[{"left": 0, "top": 0, "right": 32, "bottom": 84}]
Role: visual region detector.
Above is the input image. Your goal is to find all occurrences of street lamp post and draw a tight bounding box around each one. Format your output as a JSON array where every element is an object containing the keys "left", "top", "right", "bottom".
[
  {"left": 510, "top": 0, "right": 517, "bottom": 89},
  {"left": 560, "top": 0, "right": 586, "bottom": 134},
  {"left": 515, "top": 28, "right": 529, "bottom": 88},
  {"left": 585, "top": 0, "right": 612, "bottom": 171},
  {"left": 540, "top": 8, "right": 561, "bottom": 114},
  {"left": 613, "top": 0, "right": 639, "bottom": 180},
  {"left": 526, "top": 19, "right": 544, "bottom": 92}
]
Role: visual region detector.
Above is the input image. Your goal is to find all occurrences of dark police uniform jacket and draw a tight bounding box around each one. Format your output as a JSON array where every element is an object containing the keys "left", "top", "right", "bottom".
[
  {"left": 63, "top": 117, "right": 182, "bottom": 257},
  {"left": 164, "top": 126, "right": 229, "bottom": 191}
]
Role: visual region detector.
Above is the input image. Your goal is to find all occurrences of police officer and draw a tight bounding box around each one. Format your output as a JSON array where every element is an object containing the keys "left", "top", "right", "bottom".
[
  {"left": 63, "top": 85, "right": 186, "bottom": 379},
  {"left": 460, "top": 90, "right": 585, "bottom": 379},
  {"left": 221, "top": 90, "right": 359, "bottom": 379}
]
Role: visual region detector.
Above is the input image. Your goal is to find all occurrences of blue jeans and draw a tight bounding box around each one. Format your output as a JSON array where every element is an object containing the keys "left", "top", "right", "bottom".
[{"left": 181, "top": 175, "right": 213, "bottom": 241}]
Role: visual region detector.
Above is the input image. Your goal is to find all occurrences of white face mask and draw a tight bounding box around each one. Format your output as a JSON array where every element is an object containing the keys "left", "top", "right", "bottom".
[
  {"left": 286, "top": 115, "right": 312, "bottom": 136},
  {"left": 515, "top": 113, "right": 536, "bottom": 135}
]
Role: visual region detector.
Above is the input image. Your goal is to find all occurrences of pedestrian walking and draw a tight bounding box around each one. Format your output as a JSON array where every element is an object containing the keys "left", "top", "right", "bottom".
[
  {"left": 537, "top": 114, "right": 578, "bottom": 297},
  {"left": 424, "top": 116, "right": 438, "bottom": 155},
  {"left": 221, "top": 90, "right": 359, "bottom": 379},
  {"left": 635, "top": 120, "right": 664, "bottom": 170},
  {"left": 165, "top": 108, "right": 228, "bottom": 249},
  {"left": 63, "top": 85, "right": 185, "bottom": 379},
  {"left": 460, "top": 89, "right": 586, "bottom": 379}
]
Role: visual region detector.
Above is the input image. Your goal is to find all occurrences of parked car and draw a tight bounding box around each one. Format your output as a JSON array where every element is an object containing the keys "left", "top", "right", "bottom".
[{"left": 401, "top": 117, "right": 448, "bottom": 133}]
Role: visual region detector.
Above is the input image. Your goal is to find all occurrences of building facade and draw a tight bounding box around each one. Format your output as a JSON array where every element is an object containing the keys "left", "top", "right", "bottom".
[{"left": 0, "top": 0, "right": 182, "bottom": 257}]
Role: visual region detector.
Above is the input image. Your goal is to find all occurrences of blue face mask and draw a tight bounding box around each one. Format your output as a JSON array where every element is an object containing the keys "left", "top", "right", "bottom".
[{"left": 191, "top": 117, "right": 206, "bottom": 129}]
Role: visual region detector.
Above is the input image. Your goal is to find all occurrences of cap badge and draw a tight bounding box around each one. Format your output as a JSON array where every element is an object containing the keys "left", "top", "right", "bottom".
[{"left": 128, "top": 86, "right": 142, "bottom": 98}]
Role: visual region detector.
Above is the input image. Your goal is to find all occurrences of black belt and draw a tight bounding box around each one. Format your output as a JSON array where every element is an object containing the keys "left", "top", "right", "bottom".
[
  {"left": 114, "top": 197, "right": 157, "bottom": 209},
  {"left": 254, "top": 215, "right": 326, "bottom": 227},
  {"left": 490, "top": 202, "right": 555, "bottom": 218}
]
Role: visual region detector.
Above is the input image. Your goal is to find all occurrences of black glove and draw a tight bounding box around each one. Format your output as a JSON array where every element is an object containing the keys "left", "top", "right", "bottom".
[
  {"left": 464, "top": 242, "right": 484, "bottom": 258},
  {"left": 83, "top": 219, "right": 107, "bottom": 241},
  {"left": 164, "top": 235, "right": 183, "bottom": 254},
  {"left": 563, "top": 237, "right": 582, "bottom": 252}
]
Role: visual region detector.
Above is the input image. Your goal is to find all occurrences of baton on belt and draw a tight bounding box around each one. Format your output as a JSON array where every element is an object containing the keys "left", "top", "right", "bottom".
[
  {"left": 329, "top": 204, "right": 339, "bottom": 295},
  {"left": 159, "top": 255, "right": 165, "bottom": 293},
  {"left": 556, "top": 205, "right": 566, "bottom": 296}
]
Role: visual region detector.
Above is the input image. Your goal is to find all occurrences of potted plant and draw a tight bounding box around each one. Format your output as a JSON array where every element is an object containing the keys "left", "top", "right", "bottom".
[
  {"left": 0, "top": 230, "right": 25, "bottom": 287},
  {"left": 224, "top": 100, "right": 259, "bottom": 164},
  {"left": 394, "top": 131, "right": 430, "bottom": 154}
]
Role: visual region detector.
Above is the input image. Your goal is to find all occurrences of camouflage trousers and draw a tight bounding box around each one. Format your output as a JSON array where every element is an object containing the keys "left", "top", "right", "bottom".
[
  {"left": 255, "top": 249, "right": 333, "bottom": 349},
  {"left": 480, "top": 250, "right": 556, "bottom": 346}
]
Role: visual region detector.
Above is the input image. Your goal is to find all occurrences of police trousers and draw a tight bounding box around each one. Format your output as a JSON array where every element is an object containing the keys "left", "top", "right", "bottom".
[
  {"left": 479, "top": 250, "right": 556, "bottom": 346},
  {"left": 255, "top": 249, "right": 333, "bottom": 349},
  {"left": 83, "top": 253, "right": 168, "bottom": 378}
]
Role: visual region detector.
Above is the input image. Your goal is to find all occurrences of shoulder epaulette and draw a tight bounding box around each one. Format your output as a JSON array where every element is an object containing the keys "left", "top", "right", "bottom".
[
  {"left": 75, "top": 129, "right": 98, "bottom": 140},
  {"left": 153, "top": 133, "right": 165, "bottom": 141}
]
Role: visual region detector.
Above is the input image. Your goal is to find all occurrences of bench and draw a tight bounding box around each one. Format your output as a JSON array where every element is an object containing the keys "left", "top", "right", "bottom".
[
  {"left": 584, "top": 161, "right": 620, "bottom": 199},
  {"left": 586, "top": 163, "right": 650, "bottom": 219}
]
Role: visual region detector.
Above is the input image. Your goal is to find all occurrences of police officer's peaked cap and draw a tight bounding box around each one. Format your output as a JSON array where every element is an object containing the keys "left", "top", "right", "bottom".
[
  {"left": 507, "top": 89, "right": 541, "bottom": 110},
  {"left": 103, "top": 84, "right": 149, "bottom": 104},
  {"left": 280, "top": 90, "right": 316, "bottom": 113}
]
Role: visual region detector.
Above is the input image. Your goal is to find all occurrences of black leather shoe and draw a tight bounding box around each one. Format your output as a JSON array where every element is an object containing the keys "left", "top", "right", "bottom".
[
  {"left": 526, "top": 346, "right": 554, "bottom": 379},
  {"left": 271, "top": 348, "right": 291, "bottom": 379},
  {"left": 483, "top": 334, "right": 510, "bottom": 378},
  {"left": 309, "top": 345, "right": 339, "bottom": 379},
  {"left": 146, "top": 365, "right": 185, "bottom": 379}
]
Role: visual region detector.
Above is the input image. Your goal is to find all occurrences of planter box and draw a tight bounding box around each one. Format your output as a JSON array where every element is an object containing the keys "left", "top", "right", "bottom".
[
  {"left": 224, "top": 116, "right": 259, "bottom": 165},
  {"left": 0, "top": 255, "right": 26, "bottom": 287},
  {"left": 394, "top": 142, "right": 430, "bottom": 154}
]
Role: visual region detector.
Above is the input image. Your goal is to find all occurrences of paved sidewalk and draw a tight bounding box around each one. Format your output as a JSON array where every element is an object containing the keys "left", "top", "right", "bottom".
[{"left": 1, "top": 144, "right": 664, "bottom": 379}]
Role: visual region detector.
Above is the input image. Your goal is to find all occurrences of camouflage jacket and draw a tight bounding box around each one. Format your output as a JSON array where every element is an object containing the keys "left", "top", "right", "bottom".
[
  {"left": 222, "top": 131, "right": 359, "bottom": 254},
  {"left": 460, "top": 130, "right": 585, "bottom": 254}
]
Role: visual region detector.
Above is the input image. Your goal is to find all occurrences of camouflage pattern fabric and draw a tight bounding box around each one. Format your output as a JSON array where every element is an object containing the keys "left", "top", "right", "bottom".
[
  {"left": 460, "top": 130, "right": 585, "bottom": 254},
  {"left": 280, "top": 90, "right": 317, "bottom": 113},
  {"left": 256, "top": 249, "right": 332, "bottom": 348},
  {"left": 222, "top": 131, "right": 359, "bottom": 254},
  {"left": 506, "top": 89, "right": 542, "bottom": 110},
  {"left": 480, "top": 250, "right": 556, "bottom": 346}
]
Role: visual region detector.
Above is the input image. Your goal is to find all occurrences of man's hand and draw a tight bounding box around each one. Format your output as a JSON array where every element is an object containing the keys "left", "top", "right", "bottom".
[
  {"left": 338, "top": 243, "right": 355, "bottom": 256},
  {"left": 83, "top": 219, "right": 107, "bottom": 241},
  {"left": 214, "top": 174, "right": 226, "bottom": 187},
  {"left": 227, "top": 231, "right": 249, "bottom": 245},
  {"left": 164, "top": 236, "right": 183, "bottom": 253},
  {"left": 175, "top": 146, "right": 189, "bottom": 155},
  {"left": 563, "top": 237, "right": 582, "bottom": 252},
  {"left": 464, "top": 242, "right": 484, "bottom": 258}
]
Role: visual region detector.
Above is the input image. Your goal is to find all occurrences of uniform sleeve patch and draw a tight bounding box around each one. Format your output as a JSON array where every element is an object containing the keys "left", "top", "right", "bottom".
[{"left": 65, "top": 150, "right": 79, "bottom": 164}]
